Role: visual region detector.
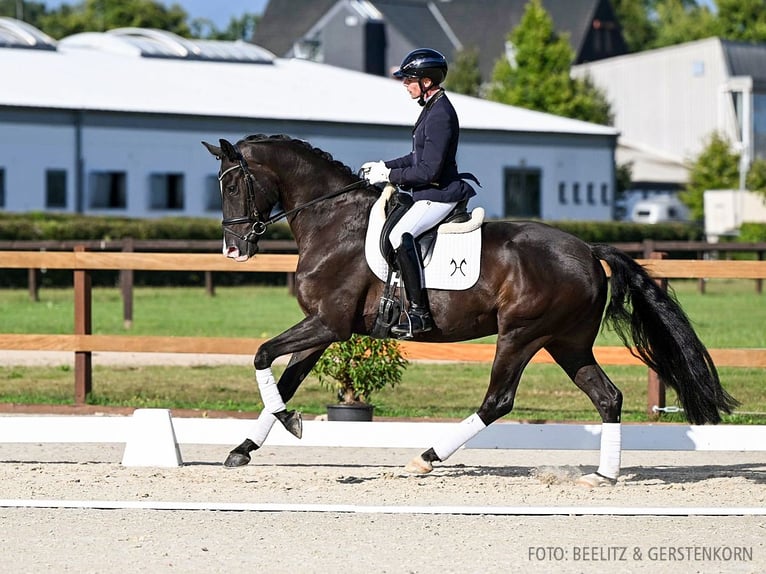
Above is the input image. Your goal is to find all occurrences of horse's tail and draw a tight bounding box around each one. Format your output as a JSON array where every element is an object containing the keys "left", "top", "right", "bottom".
[{"left": 591, "top": 244, "right": 739, "bottom": 425}]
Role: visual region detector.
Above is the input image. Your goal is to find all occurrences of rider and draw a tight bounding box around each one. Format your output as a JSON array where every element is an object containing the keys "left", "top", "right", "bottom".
[{"left": 362, "top": 48, "right": 477, "bottom": 338}]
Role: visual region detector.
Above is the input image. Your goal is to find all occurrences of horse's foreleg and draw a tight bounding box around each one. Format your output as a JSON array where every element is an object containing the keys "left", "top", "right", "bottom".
[{"left": 223, "top": 322, "right": 336, "bottom": 468}]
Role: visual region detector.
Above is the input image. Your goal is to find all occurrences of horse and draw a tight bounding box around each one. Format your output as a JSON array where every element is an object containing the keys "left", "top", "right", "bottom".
[{"left": 202, "top": 134, "right": 738, "bottom": 487}]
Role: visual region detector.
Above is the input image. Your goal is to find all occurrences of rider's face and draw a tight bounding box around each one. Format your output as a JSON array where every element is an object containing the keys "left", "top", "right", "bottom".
[{"left": 403, "top": 76, "right": 431, "bottom": 99}]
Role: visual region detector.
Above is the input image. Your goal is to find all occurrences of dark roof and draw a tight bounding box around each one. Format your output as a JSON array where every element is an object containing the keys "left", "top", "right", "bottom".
[
  {"left": 374, "top": 0, "right": 457, "bottom": 56},
  {"left": 253, "top": 0, "right": 626, "bottom": 78},
  {"left": 721, "top": 40, "right": 766, "bottom": 86},
  {"left": 252, "top": 0, "right": 337, "bottom": 57}
]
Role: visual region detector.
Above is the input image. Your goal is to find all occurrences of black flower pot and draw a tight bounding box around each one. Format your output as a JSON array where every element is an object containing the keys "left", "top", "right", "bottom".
[{"left": 326, "top": 403, "right": 374, "bottom": 422}]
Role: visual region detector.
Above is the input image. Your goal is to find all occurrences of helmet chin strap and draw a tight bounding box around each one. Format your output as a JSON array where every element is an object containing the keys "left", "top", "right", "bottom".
[{"left": 417, "top": 78, "right": 428, "bottom": 106}]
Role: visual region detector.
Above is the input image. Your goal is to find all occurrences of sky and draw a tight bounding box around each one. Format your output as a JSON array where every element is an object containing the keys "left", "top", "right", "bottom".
[{"left": 39, "top": 1, "right": 270, "bottom": 29}]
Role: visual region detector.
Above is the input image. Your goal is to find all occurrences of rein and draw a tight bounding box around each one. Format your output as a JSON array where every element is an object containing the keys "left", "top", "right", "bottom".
[{"left": 219, "top": 154, "right": 367, "bottom": 243}]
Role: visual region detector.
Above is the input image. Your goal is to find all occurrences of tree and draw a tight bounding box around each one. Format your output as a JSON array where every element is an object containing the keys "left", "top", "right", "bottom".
[
  {"left": 715, "top": 0, "right": 766, "bottom": 43},
  {"left": 35, "top": 0, "right": 191, "bottom": 39},
  {"left": 611, "top": 0, "right": 656, "bottom": 52},
  {"left": 650, "top": 0, "right": 717, "bottom": 49},
  {"left": 680, "top": 132, "right": 740, "bottom": 221},
  {"left": 486, "top": 0, "right": 612, "bottom": 125},
  {"left": 746, "top": 158, "right": 766, "bottom": 198},
  {"left": 445, "top": 46, "right": 481, "bottom": 97},
  {"left": 191, "top": 13, "right": 260, "bottom": 41}
]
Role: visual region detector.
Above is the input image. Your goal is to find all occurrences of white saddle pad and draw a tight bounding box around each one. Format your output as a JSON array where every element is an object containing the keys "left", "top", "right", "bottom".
[{"left": 364, "top": 185, "right": 483, "bottom": 291}]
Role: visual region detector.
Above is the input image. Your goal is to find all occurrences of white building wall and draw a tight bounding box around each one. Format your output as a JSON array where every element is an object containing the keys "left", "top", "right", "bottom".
[{"left": 573, "top": 38, "right": 730, "bottom": 163}]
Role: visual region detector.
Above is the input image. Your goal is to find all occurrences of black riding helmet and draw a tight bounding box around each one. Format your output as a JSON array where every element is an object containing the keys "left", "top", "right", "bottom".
[
  {"left": 393, "top": 48, "right": 448, "bottom": 85},
  {"left": 393, "top": 48, "right": 448, "bottom": 106}
]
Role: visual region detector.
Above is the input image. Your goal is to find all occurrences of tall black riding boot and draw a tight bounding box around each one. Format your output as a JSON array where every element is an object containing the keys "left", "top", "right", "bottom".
[{"left": 391, "top": 233, "right": 434, "bottom": 339}]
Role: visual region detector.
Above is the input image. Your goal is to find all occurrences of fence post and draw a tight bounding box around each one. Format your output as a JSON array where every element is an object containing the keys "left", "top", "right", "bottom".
[
  {"left": 73, "top": 245, "right": 92, "bottom": 405},
  {"left": 647, "top": 251, "right": 667, "bottom": 421},
  {"left": 205, "top": 271, "right": 215, "bottom": 297},
  {"left": 28, "top": 267, "right": 40, "bottom": 302},
  {"left": 757, "top": 251, "right": 764, "bottom": 295},
  {"left": 120, "top": 237, "right": 134, "bottom": 329}
]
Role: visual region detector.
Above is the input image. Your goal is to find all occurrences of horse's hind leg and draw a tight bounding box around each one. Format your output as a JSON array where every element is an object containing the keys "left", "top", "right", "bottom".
[
  {"left": 405, "top": 337, "right": 532, "bottom": 475},
  {"left": 224, "top": 345, "right": 328, "bottom": 468},
  {"left": 547, "top": 342, "right": 623, "bottom": 487}
]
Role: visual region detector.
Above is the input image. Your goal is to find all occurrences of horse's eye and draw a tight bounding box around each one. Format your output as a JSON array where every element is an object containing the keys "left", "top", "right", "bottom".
[{"left": 225, "top": 184, "right": 239, "bottom": 195}]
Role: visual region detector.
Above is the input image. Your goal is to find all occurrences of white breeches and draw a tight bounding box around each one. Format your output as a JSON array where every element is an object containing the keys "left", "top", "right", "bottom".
[{"left": 389, "top": 199, "right": 457, "bottom": 249}]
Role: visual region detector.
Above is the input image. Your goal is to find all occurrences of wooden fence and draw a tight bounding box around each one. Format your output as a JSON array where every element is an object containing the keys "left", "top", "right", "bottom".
[{"left": 1, "top": 249, "right": 766, "bottom": 419}]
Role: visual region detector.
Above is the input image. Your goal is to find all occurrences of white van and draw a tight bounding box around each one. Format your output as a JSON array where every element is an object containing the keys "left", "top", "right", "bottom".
[{"left": 630, "top": 196, "right": 689, "bottom": 224}]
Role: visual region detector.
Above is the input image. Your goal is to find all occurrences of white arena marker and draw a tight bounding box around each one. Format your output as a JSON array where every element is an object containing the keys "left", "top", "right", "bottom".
[{"left": 121, "top": 408, "right": 182, "bottom": 467}]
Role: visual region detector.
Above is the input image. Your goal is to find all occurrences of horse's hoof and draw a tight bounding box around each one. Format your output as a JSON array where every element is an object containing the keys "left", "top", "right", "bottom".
[
  {"left": 275, "top": 409, "right": 303, "bottom": 439},
  {"left": 223, "top": 451, "right": 251, "bottom": 468},
  {"left": 577, "top": 472, "right": 617, "bottom": 488},
  {"left": 404, "top": 455, "right": 433, "bottom": 475}
]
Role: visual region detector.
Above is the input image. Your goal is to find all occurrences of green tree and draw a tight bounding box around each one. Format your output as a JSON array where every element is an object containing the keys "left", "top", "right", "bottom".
[
  {"left": 445, "top": 46, "right": 481, "bottom": 97},
  {"left": 746, "top": 158, "right": 766, "bottom": 198},
  {"left": 35, "top": 0, "right": 190, "bottom": 39},
  {"left": 714, "top": 0, "right": 766, "bottom": 42},
  {"left": 650, "top": 0, "right": 717, "bottom": 49},
  {"left": 0, "top": 1, "right": 48, "bottom": 25},
  {"left": 486, "top": 0, "right": 612, "bottom": 125},
  {"left": 611, "top": 0, "right": 655, "bottom": 52},
  {"left": 680, "top": 132, "right": 740, "bottom": 221},
  {"left": 191, "top": 13, "right": 260, "bottom": 41}
]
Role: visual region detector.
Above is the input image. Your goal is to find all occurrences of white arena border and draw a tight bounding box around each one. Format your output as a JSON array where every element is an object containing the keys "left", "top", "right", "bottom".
[
  {"left": 1, "top": 499, "right": 765, "bottom": 516},
  {"left": 1, "top": 412, "right": 765, "bottom": 452}
]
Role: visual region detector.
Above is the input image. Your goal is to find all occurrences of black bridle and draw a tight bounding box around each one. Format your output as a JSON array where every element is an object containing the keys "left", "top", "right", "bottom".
[{"left": 219, "top": 149, "right": 368, "bottom": 244}]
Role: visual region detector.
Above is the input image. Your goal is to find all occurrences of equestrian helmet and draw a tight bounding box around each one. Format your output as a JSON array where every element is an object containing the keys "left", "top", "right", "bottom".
[{"left": 393, "top": 48, "right": 448, "bottom": 84}]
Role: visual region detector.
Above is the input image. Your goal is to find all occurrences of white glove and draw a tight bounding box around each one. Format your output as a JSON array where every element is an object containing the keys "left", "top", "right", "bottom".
[{"left": 361, "top": 161, "right": 390, "bottom": 185}]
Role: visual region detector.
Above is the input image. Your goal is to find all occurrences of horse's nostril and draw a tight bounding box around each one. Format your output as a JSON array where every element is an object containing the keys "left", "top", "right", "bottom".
[{"left": 226, "top": 246, "right": 239, "bottom": 257}]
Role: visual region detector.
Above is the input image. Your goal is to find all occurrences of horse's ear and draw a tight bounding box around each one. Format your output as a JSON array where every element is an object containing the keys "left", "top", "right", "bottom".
[
  {"left": 201, "top": 141, "right": 222, "bottom": 159},
  {"left": 219, "top": 139, "right": 240, "bottom": 162}
]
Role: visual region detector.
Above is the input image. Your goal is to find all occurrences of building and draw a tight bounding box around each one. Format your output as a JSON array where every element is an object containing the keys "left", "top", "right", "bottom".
[
  {"left": 0, "top": 18, "right": 617, "bottom": 221},
  {"left": 573, "top": 37, "right": 766, "bottom": 213},
  {"left": 253, "top": 0, "right": 628, "bottom": 81}
]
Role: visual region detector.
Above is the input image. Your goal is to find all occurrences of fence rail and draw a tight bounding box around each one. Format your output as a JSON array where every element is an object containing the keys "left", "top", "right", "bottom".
[{"left": 1, "top": 249, "right": 766, "bottom": 418}]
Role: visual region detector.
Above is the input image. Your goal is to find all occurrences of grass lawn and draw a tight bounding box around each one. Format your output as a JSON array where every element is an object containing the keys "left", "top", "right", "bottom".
[{"left": 0, "top": 279, "right": 764, "bottom": 423}]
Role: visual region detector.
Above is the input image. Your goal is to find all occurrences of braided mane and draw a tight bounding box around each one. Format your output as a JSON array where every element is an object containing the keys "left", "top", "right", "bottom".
[{"left": 242, "top": 134, "right": 354, "bottom": 177}]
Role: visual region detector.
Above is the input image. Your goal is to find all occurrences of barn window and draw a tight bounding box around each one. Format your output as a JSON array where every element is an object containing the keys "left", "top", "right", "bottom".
[
  {"left": 558, "top": 182, "right": 567, "bottom": 204},
  {"left": 573, "top": 182, "right": 581, "bottom": 205},
  {"left": 149, "top": 173, "right": 185, "bottom": 210},
  {"left": 601, "top": 183, "right": 610, "bottom": 205},
  {"left": 205, "top": 174, "right": 222, "bottom": 211},
  {"left": 503, "top": 167, "right": 540, "bottom": 218},
  {"left": 46, "top": 169, "right": 67, "bottom": 209},
  {"left": 0, "top": 168, "right": 5, "bottom": 208},
  {"left": 89, "top": 171, "right": 127, "bottom": 209},
  {"left": 587, "top": 182, "right": 595, "bottom": 205}
]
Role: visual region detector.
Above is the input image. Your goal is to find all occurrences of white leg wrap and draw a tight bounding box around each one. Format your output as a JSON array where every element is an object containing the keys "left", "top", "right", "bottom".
[
  {"left": 433, "top": 413, "right": 487, "bottom": 462},
  {"left": 256, "top": 368, "right": 286, "bottom": 414},
  {"left": 248, "top": 411, "right": 277, "bottom": 447},
  {"left": 596, "top": 422, "right": 622, "bottom": 479}
]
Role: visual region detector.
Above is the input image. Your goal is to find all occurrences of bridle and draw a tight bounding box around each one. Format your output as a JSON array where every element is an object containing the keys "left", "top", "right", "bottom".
[{"left": 219, "top": 147, "right": 368, "bottom": 244}]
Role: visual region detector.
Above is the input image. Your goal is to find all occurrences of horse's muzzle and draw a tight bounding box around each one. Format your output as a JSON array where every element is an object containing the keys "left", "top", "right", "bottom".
[{"left": 223, "top": 239, "right": 259, "bottom": 262}]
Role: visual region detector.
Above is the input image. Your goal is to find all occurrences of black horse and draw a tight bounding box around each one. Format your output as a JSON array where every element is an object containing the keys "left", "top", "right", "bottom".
[{"left": 202, "top": 134, "right": 737, "bottom": 486}]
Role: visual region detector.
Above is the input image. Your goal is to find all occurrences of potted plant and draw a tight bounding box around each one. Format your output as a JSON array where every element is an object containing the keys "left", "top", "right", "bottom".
[{"left": 313, "top": 334, "right": 408, "bottom": 421}]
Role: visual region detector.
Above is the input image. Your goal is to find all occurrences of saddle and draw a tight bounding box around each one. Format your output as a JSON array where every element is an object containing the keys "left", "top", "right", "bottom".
[
  {"left": 378, "top": 191, "right": 471, "bottom": 270},
  {"left": 369, "top": 186, "right": 483, "bottom": 337}
]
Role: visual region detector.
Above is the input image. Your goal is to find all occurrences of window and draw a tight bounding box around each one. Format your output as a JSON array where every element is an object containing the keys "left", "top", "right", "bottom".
[
  {"left": 558, "top": 182, "right": 567, "bottom": 204},
  {"left": 89, "top": 171, "right": 126, "bottom": 209},
  {"left": 205, "top": 174, "right": 222, "bottom": 211},
  {"left": 600, "top": 183, "right": 610, "bottom": 205},
  {"left": 0, "top": 168, "right": 5, "bottom": 208},
  {"left": 149, "top": 173, "right": 184, "bottom": 210},
  {"left": 587, "top": 182, "right": 595, "bottom": 205},
  {"left": 46, "top": 169, "right": 67, "bottom": 208},
  {"left": 503, "top": 167, "right": 540, "bottom": 218},
  {"left": 573, "top": 182, "right": 581, "bottom": 205}
]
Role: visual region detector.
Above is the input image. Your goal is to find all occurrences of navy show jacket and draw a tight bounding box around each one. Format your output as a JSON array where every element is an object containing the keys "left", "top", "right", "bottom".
[{"left": 384, "top": 90, "right": 477, "bottom": 203}]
